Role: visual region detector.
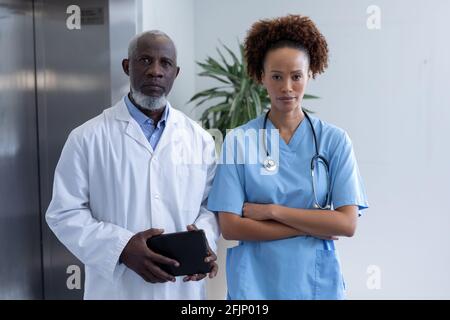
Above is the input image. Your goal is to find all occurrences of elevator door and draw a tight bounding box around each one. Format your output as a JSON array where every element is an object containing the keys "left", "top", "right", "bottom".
[
  {"left": 35, "top": 0, "right": 136, "bottom": 299},
  {"left": 0, "top": 0, "right": 135, "bottom": 299},
  {"left": 0, "top": 0, "right": 43, "bottom": 299},
  {"left": 34, "top": 0, "right": 112, "bottom": 299}
]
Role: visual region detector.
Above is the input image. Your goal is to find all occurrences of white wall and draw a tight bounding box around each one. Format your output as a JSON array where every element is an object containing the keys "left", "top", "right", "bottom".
[{"left": 143, "top": 0, "right": 450, "bottom": 299}]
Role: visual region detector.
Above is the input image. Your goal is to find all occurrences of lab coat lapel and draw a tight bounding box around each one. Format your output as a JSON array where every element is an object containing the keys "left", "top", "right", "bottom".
[
  {"left": 114, "top": 98, "right": 153, "bottom": 154},
  {"left": 126, "top": 120, "right": 153, "bottom": 154},
  {"left": 151, "top": 102, "right": 180, "bottom": 155}
]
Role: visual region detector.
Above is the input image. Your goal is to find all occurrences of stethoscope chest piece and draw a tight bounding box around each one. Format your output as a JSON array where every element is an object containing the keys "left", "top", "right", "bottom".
[{"left": 263, "top": 158, "right": 277, "bottom": 172}]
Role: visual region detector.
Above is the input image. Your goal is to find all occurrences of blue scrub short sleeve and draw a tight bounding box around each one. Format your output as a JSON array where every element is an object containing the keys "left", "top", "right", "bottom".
[
  {"left": 207, "top": 134, "right": 246, "bottom": 216},
  {"left": 329, "top": 131, "right": 369, "bottom": 215}
]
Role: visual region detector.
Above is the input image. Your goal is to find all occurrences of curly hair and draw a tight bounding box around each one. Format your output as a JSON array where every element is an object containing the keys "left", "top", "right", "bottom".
[{"left": 244, "top": 14, "right": 329, "bottom": 81}]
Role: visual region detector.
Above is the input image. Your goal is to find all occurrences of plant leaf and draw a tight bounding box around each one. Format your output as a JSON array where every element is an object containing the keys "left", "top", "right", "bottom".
[{"left": 303, "top": 94, "right": 320, "bottom": 99}]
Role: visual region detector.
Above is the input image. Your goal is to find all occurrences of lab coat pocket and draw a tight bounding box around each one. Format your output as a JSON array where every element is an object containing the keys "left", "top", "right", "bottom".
[{"left": 314, "top": 249, "right": 346, "bottom": 300}]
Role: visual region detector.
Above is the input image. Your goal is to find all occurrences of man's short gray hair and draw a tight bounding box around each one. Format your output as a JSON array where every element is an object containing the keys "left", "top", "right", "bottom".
[{"left": 127, "top": 30, "right": 177, "bottom": 59}]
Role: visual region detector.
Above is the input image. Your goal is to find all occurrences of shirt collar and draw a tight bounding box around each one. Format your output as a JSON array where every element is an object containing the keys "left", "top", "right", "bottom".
[{"left": 124, "top": 94, "right": 170, "bottom": 127}]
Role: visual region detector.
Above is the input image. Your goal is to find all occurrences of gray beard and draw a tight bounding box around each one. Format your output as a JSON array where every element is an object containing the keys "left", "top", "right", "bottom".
[{"left": 130, "top": 89, "right": 167, "bottom": 111}]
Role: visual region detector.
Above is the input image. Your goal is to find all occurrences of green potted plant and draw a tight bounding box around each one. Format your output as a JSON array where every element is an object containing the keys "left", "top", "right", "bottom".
[{"left": 190, "top": 41, "right": 318, "bottom": 136}]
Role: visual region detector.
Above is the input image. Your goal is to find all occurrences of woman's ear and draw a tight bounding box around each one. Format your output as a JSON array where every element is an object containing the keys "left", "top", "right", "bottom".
[
  {"left": 308, "top": 69, "right": 313, "bottom": 79},
  {"left": 260, "top": 72, "right": 266, "bottom": 87}
]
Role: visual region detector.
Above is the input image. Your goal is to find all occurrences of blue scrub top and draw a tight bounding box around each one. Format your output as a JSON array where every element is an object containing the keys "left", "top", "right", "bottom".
[{"left": 207, "top": 113, "right": 369, "bottom": 300}]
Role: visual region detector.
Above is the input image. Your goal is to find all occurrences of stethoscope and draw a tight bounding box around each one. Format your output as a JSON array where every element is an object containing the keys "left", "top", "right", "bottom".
[{"left": 262, "top": 109, "right": 332, "bottom": 210}]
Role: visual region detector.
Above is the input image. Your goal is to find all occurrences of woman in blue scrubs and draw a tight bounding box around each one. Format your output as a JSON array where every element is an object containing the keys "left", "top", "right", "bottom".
[{"left": 207, "top": 15, "right": 369, "bottom": 300}]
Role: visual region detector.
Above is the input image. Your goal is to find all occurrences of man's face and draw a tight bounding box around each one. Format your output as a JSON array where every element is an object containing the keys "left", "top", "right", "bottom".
[{"left": 123, "top": 35, "right": 180, "bottom": 106}]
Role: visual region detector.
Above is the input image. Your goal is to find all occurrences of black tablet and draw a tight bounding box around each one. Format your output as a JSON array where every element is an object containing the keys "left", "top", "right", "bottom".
[{"left": 146, "top": 230, "right": 211, "bottom": 277}]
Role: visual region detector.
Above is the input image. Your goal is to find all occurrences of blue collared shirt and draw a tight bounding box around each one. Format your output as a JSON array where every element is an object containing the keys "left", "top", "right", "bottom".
[{"left": 124, "top": 95, "right": 169, "bottom": 151}]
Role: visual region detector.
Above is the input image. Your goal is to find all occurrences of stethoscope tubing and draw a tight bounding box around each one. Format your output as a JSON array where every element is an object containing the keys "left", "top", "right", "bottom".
[{"left": 262, "top": 109, "right": 331, "bottom": 209}]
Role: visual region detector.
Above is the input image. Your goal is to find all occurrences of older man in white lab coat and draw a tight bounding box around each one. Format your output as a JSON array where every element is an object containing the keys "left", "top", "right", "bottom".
[{"left": 46, "top": 30, "right": 219, "bottom": 299}]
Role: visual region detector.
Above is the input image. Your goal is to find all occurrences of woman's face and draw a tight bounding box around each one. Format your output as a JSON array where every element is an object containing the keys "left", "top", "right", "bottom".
[{"left": 261, "top": 47, "right": 310, "bottom": 113}]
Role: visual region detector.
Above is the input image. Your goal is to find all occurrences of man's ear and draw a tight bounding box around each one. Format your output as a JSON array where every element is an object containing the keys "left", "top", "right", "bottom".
[
  {"left": 175, "top": 66, "right": 180, "bottom": 78},
  {"left": 122, "top": 59, "right": 130, "bottom": 76}
]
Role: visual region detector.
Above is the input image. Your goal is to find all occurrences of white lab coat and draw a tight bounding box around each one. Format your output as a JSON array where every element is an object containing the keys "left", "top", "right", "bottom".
[{"left": 46, "top": 98, "right": 219, "bottom": 299}]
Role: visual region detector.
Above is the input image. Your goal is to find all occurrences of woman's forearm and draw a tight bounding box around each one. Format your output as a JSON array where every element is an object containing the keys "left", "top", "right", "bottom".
[
  {"left": 269, "top": 205, "right": 357, "bottom": 237},
  {"left": 219, "top": 212, "right": 308, "bottom": 241}
]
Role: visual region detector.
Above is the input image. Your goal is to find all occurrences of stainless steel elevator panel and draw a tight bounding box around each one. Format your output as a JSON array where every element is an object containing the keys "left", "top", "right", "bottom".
[
  {"left": 34, "top": 0, "right": 136, "bottom": 299},
  {"left": 0, "top": 0, "right": 43, "bottom": 299},
  {"left": 0, "top": 0, "right": 135, "bottom": 299}
]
